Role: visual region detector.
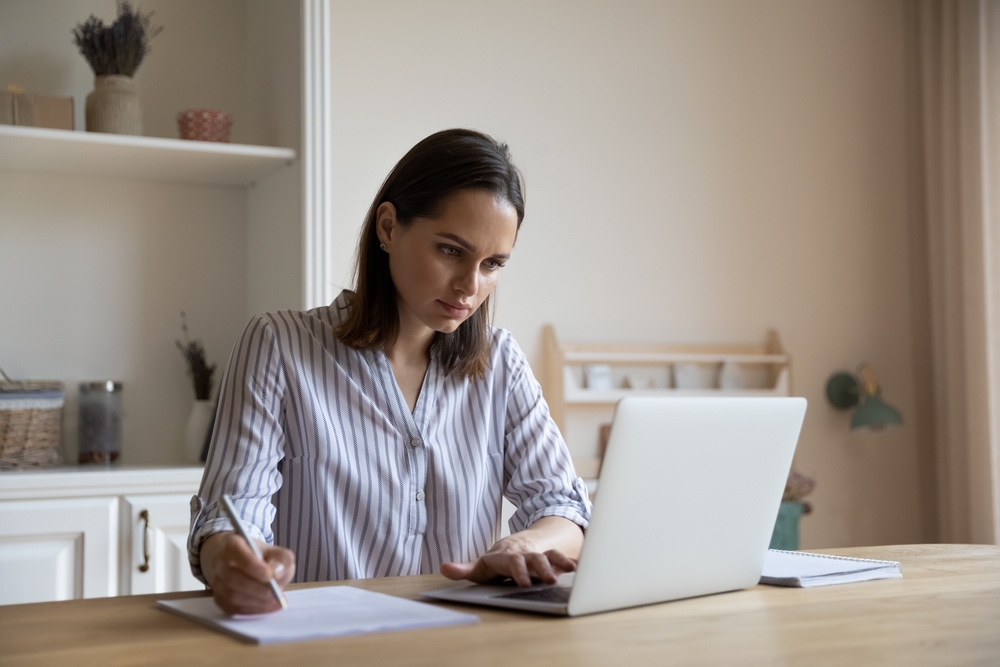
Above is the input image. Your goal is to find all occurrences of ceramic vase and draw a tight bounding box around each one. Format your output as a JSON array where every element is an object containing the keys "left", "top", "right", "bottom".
[
  {"left": 86, "top": 75, "right": 142, "bottom": 135},
  {"left": 184, "top": 399, "right": 214, "bottom": 464}
]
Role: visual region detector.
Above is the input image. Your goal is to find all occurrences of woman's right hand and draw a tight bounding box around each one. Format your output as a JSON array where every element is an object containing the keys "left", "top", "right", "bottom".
[{"left": 199, "top": 531, "right": 296, "bottom": 615}]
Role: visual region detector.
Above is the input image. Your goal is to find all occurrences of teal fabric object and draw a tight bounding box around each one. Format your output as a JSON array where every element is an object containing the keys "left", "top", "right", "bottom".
[{"left": 769, "top": 501, "right": 804, "bottom": 551}]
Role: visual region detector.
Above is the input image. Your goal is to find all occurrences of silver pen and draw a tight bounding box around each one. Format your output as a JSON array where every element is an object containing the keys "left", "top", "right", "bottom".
[{"left": 220, "top": 494, "right": 288, "bottom": 609}]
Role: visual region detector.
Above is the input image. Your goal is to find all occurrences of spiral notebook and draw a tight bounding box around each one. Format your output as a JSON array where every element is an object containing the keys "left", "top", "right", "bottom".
[{"left": 760, "top": 549, "right": 902, "bottom": 588}]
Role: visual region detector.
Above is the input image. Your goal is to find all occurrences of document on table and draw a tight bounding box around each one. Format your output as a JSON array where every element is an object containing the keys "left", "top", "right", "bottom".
[
  {"left": 157, "top": 585, "right": 479, "bottom": 645},
  {"left": 760, "top": 549, "right": 902, "bottom": 588}
]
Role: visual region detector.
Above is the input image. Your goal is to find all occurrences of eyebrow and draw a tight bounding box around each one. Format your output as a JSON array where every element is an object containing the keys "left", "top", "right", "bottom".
[{"left": 436, "top": 233, "right": 510, "bottom": 260}]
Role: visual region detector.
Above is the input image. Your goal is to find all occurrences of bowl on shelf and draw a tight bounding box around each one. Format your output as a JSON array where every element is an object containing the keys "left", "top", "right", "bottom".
[{"left": 177, "top": 109, "right": 233, "bottom": 143}]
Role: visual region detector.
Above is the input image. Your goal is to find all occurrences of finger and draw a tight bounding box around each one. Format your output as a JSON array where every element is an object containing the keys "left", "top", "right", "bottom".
[
  {"left": 212, "top": 568, "right": 284, "bottom": 615},
  {"left": 506, "top": 553, "right": 532, "bottom": 587},
  {"left": 469, "top": 556, "right": 506, "bottom": 583},
  {"left": 440, "top": 561, "right": 475, "bottom": 581},
  {"left": 216, "top": 586, "right": 281, "bottom": 615},
  {"left": 216, "top": 567, "right": 277, "bottom": 605},
  {"left": 525, "top": 552, "right": 558, "bottom": 585},
  {"left": 544, "top": 550, "right": 578, "bottom": 573},
  {"left": 216, "top": 589, "right": 282, "bottom": 616},
  {"left": 262, "top": 545, "right": 296, "bottom": 586},
  {"left": 224, "top": 537, "right": 274, "bottom": 584},
  {"left": 445, "top": 558, "right": 505, "bottom": 584}
]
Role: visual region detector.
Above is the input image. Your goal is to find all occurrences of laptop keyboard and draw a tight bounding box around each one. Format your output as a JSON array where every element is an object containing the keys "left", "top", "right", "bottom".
[{"left": 494, "top": 587, "right": 571, "bottom": 604}]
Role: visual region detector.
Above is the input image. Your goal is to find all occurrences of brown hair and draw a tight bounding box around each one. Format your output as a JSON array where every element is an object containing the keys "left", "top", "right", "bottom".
[{"left": 335, "top": 129, "right": 525, "bottom": 378}]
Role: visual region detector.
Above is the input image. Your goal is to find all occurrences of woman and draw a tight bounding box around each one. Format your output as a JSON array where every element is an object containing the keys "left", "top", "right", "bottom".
[{"left": 188, "top": 129, "right": 591, "bottom": 614}]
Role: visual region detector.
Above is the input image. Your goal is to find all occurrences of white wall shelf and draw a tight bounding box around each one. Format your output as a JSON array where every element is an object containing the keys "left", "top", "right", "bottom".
[
  {"left": 562, "top": 350, "right": 790, "bottom": 365},
  {"left": 0, "top": 125, "right": 295, "bottom": 188},
  {"left": 564, "top": 384, "right": 790, "bottom": 405}
]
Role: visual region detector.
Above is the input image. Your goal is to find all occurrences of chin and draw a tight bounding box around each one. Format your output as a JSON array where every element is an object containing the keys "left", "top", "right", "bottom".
[
  {"left": 433, "top": 320, "right": 463, "bottom": 335},
  {"left": 424, "top": 313, "right": 469, "bottom": 335}
]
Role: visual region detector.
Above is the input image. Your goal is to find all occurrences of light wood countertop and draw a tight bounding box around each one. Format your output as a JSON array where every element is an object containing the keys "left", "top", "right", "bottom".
[{"left": 1, "top": 544, "right": 998, "bottom": 666}]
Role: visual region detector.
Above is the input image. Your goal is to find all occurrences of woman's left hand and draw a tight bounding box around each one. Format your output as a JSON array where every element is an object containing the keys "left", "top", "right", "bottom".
[{"left": 440, "top": 516, "right": 583, "bottom": 587}]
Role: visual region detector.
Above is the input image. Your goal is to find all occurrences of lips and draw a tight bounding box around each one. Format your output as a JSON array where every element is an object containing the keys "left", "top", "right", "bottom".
[{"left": 438, "top": 300, "right": 472, "bottom": 317}]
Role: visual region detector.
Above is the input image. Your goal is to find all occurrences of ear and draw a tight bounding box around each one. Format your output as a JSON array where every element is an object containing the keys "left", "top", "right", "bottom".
[{"left": 375, "top": 202, "right": 399, "bottom": 249}]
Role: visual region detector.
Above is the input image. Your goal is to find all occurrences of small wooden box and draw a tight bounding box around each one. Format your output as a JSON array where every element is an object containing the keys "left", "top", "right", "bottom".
[{"left": 0, "top": 91, "right": 74, "bottom": 130}]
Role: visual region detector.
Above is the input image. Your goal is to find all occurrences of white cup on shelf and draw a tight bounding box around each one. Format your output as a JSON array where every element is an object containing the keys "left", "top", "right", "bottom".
[{"left": 583, "top": 364, "right": 613, "bottom": 391}]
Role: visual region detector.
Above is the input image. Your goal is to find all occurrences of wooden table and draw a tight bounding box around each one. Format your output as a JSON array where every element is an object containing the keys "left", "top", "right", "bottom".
[{"left": 2, "top": 545, "right": 998, "bottom": 666}]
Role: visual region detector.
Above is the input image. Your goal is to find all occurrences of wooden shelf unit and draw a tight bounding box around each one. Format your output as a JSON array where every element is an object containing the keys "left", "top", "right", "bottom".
[{"left": 541, "top": 325, "right": 792, "bottom": 478}]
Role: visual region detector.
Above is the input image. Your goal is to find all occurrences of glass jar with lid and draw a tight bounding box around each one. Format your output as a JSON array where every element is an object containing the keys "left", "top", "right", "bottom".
[{"left": 78, "top": 381, "right": 122, "bottom": 464}]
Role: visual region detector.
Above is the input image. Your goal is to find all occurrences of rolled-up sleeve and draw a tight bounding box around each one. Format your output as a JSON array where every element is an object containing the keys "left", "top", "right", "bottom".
[
  {"left": 187, "top": 314, "right": 287, "bottom": 584},
  {"left": 501, "top": 337, "right": 592, "bottom": 534}
]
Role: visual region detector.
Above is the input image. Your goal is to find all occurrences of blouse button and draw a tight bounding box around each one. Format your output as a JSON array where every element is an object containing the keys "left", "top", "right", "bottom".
[
  {"left": 416, "top": 491, "right": 425, "bottom": 501},
  {"left": 410, "top": 437, "right": 422, "bottom": 447}
]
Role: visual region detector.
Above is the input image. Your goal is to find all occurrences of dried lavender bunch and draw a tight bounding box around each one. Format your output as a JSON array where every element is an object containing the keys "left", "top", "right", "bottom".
[
  {"left": 72, "top": 1, "right": 162, "bottom": 77},
  {"left": 176, "top": 312, "right": 216, "bottom": 401},
  {"left": 783, "top": 469, "right": 816, "bottom": 504}
]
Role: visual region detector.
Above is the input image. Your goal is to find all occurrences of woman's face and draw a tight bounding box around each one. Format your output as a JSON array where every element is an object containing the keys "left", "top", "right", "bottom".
[{"left": 376, "top": 189, "right": 519, "bottom": 335}]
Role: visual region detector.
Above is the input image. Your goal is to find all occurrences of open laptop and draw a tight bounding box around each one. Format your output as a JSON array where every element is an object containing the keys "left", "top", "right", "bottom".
[{"left": 422, "top": 396, "right": 807, "bottom": 616}]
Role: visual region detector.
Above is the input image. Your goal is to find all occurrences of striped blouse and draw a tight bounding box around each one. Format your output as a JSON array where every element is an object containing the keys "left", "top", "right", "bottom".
[{"left": 188, "top": 291, "right": 591, "bottom": 584}]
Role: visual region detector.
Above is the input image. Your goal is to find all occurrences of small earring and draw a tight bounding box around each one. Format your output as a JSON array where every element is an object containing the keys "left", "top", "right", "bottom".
[{"left": 379, "top": 243, "right": 388, "bottom": 252}]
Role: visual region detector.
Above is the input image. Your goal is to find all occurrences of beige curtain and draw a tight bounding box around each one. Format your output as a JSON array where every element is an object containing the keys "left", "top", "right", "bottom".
[{"left": 909, "top": 0, "right": 1000, "bottom": 544}]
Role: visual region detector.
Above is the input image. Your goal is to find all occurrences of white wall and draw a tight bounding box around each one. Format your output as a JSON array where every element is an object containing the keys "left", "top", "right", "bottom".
[
  {"left": 245, "top": 0, "right": 303, "bottom": 316},
  {"left": 328, "top": 0, "right": 924, "bottom": 548},
  {"left": 0, "top": 0, "right": 301, "bottom": 465}
]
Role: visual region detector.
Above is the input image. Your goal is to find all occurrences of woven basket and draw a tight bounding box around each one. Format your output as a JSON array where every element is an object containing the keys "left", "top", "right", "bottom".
[{"left": 0, "top": 380, "right": 63, "bottom": 469}]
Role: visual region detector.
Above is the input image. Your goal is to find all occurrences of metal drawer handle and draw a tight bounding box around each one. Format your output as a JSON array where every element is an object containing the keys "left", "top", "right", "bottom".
[{"left": 138, "top": 510, "right": 151, "bottom": 572}]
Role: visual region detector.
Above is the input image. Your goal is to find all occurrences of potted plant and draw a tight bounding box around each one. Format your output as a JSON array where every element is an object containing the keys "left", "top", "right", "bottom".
[
  {"left": 769, "top": 469, "right": 816, "bottom": 551},
  {"left": 72, "top": 1, "right": 162, "bottom": 135},
  {"left": 176, "top": 313, "right": 216, "bottom": 464}
]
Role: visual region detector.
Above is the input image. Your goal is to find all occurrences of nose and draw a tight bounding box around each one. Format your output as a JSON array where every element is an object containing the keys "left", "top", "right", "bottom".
[{"left": 455, "top": 262, "right": 479, "bottom": 296}]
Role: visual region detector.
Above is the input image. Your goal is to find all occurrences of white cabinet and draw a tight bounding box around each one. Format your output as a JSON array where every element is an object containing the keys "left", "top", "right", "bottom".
[
  {"left": 121, "top": 494, "right": 203, "bottom": 596},
  {"left": 0, "top": 466, "right": 203, "bottom": 606},
  {"left": 0, "top": 496, "right": 117, "bottom": 605}
]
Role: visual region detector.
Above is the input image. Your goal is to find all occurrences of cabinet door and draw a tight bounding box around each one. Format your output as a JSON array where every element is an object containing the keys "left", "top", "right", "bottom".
[
  {"left": 0, "top": 497, "right": 118, "bottom": 605},
  {"left": 122, "top": 494, "right": 204, "bottom": 595}
]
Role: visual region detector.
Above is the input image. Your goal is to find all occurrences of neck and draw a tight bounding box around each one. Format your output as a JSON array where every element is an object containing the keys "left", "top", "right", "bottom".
[{"left": 385, "top": 302, "right": 435, "bottom": 366}]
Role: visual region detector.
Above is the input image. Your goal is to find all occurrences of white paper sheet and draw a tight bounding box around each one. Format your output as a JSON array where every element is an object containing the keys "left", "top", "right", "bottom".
[{"left": 157, "top": 585, "right": 479, "bottom": 644}]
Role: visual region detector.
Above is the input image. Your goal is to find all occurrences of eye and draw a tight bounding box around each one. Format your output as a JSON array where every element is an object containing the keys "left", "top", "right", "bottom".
[
  {"left": 483, "top": 259, "right": 506, "bottom": 272},
  {"left": 439, "top": 245, "right": 462, "bottom": 257}
]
